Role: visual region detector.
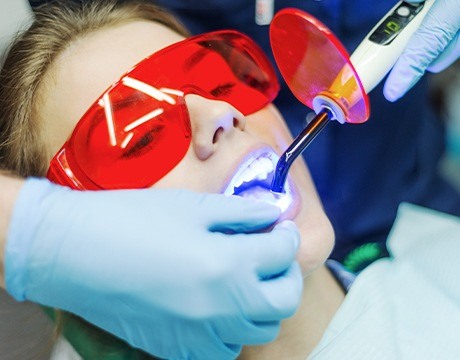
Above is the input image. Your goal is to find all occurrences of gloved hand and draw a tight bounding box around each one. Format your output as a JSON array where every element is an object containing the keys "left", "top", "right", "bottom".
[
  {"left": 384, "top": 0, "right": 460, "bottom": 101},
  {"left": 5, "top": 178, "right": 302, "bottom": 360}
]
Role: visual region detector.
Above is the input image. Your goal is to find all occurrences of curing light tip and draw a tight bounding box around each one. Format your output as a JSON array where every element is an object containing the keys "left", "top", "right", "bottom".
[{"left": 270, "top": 108, "right": 332, "bottom": 193}]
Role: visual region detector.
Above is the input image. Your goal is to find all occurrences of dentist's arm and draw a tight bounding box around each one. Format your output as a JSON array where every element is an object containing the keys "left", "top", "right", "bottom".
[
  {"left": 384, "top": 0, "right": 460, "bottom": 101},
  {"left": 1, "top": 176, "right": 302, "bottom": 359}
]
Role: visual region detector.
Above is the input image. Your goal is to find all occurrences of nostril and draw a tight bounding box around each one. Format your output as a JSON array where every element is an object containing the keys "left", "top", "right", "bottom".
[
  {"left": 233, "top": 115, "right": 246, "bottom": 130},
  {"left": 213, "top": 127, "right": 224, "bottom": 144}
]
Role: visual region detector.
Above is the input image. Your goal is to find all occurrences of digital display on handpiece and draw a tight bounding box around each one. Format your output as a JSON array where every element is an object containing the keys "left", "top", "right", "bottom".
[{"left": 369, "top": 2, "right": 424, "bottom": 45}]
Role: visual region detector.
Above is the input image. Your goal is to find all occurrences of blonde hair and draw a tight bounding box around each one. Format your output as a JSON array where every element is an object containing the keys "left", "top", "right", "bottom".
[
  {"left": 0, "top": 0, "right": 188, "bottom": 177},
  {"left": 0, "top": 1, "right": 189, "bottom": 358}
]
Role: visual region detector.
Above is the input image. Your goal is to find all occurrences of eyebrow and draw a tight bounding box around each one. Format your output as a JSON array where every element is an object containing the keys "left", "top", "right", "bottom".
[
  {"left": 122, "top": 77, "right": 176, "bottom": 104},
  {"left": 183, "top": 47, "right": 211, "bottom": 72}
]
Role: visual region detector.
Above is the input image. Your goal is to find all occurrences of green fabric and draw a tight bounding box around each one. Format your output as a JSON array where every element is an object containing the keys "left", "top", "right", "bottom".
[{"left": 42, "top": 306, "right": 155, "bottom": 360}]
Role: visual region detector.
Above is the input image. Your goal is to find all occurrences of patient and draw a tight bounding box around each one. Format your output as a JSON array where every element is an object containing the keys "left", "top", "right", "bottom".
[
  {"left": 0, "top": 0, "right": 336, "bottom": 358},
  {"left": 1, "top": 1, "right": 459, "bottom": 359}
]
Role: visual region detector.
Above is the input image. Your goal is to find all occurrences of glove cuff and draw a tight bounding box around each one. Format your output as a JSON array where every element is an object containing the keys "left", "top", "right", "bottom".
[{"left": 5, "top": 177, "right": 55, "bottom": 300}]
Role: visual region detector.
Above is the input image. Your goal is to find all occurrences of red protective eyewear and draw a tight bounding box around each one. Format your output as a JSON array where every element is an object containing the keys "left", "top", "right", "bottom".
[{"left": 46, "top": 30, "right": 279, "bottom": 190}]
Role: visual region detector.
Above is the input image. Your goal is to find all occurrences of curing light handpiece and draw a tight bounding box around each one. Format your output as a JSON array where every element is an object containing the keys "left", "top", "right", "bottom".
[{"left": 269, "top": 1, "right": 434, "bottom": 194}]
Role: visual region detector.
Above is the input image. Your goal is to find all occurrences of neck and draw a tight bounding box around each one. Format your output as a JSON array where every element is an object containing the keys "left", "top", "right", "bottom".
[{"left": 239, "top": 265, "right": 345, "bottom": 359}]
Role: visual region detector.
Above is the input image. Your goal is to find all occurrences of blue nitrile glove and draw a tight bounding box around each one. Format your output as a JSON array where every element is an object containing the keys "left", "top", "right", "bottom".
[
  {"left": 384, "top": 0, "right": 460, "bottom": 101},
  {"left": 5, "top": 178, "right": 302, "bottom": 360}
]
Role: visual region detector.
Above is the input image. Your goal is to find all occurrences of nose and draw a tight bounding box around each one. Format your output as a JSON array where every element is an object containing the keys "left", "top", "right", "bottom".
[{"left": 185, "top": 94, "right": 246, "bottom": 160}]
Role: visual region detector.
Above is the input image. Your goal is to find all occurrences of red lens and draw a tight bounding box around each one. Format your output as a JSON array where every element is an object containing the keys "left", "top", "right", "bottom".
[
  {"left": 47, "top": 31, "right": 279, "bottom": 190},
  {"left": 69, "top": 90, "right": 190, "bottom": 189}
]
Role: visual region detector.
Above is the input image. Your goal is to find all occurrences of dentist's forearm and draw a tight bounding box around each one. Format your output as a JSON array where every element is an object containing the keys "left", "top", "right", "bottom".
[{"left": 0, "top": 173, "right": 24, "bottom": 289}]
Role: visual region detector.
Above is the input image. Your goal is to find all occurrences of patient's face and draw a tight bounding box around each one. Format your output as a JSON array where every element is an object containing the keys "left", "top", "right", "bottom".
[{"left": 37, "top": 20, "right": 334, "bottom": 277}]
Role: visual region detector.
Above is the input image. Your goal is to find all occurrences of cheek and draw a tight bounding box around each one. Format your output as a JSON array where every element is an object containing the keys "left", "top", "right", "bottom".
[
  {"left": 245, "top": 106, "right": 292, "bottom": 155},
  {"left": 288, "top": 158, "right": 335, "bottom": 276},
  {"left": 296, "top": 212, "right": 335, "bottom": 277},
  {"left": 290, "top": 151, "right": 335, "bottom": 276},
  {"left": 152, "top": 146, "right": 222, "bottom": 193}
]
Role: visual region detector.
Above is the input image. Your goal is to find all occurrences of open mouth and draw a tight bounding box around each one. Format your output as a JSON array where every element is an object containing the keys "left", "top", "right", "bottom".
[{"left": 223, "top": 151, "right": 293, "bottom": 212}]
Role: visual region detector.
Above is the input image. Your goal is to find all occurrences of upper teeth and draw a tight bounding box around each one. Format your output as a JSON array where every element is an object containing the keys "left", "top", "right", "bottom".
[{"left": 224, "top": 153, "right": 277, "bottom": 195}]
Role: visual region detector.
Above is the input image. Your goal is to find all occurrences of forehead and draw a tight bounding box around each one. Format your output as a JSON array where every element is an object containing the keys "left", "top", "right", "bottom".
[{"left": 39, "top": 20, "right": 185, "bottom": 158}]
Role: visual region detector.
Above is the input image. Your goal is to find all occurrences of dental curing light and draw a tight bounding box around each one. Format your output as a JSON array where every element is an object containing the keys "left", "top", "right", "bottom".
[{"left": 270, "top": 1, "right": 435, "bottom": 193}]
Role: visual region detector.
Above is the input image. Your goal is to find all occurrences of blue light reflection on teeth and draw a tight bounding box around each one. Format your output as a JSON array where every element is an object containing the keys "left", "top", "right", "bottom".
[{"left": 224, "top": 152, "right": 293, "bottom": 213}]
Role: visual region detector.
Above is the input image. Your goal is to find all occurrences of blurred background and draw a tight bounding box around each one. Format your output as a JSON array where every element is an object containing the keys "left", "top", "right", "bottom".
[{"left": 430, "top": 61, "right": 460, "bottom": 192}]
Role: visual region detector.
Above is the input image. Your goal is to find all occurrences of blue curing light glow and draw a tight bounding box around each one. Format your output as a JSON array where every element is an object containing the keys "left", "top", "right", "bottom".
[{"left": 223, "top": 151, "right": 293, "bottom": 213}]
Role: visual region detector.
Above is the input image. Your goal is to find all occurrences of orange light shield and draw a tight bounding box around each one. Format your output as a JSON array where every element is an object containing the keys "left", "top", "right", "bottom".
[{"left": 270, "top": 8, "right": 370, "bottom": 123}]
